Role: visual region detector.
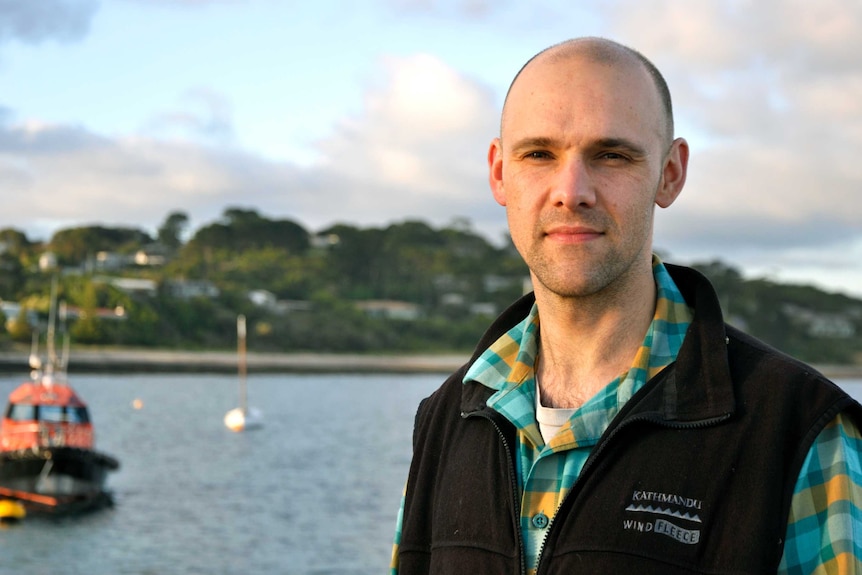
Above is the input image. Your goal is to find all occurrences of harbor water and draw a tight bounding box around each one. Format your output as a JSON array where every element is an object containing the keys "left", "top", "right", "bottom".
[
  {"left": 0, "top": 372, "right": 443, "bottom": 575},
  {"left": 0, "top": 372, "right": 860, "bottom": 574}
]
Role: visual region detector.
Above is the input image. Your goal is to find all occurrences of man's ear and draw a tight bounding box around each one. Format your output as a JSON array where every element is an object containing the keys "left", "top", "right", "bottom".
[
  {"left": 488, "top": 138, "right": 507, "bottom": 206},
  {"left": 655, "top": 137, "right": 689, "bottom": 208}
]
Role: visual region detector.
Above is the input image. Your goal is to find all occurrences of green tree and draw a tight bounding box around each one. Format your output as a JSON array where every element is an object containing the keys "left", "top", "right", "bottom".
[
  {"left": 69, "top": 282, "right": 103, "bottom": 343},
  {"left": 157, "top": 211, "right": 190, "bottom": 251},
  {"left": 49, "top": 226, "right": 152, "bottom": 265},
  {"left": 186, "top": 207, "right": 310, "bottom": 254},
  {"left": 0, "top": 228, "right": 32, "bottom": 255},
  {"left": 7, "top": 306, "right": 33, "bottom": 343},
  {"left": 318, "top": 223, "right": 386, "bottom": 299},
  {"left": 0, "top": 251, "right": 26, "bottom": 299}
]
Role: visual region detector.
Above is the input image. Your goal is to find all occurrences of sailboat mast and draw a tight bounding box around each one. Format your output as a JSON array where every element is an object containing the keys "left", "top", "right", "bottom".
[
  {"left": 45, "top": 276, "right": 59, "bottom": 377},
  {"left": 59, "top": 300, "right": 70, "bottom": 376},
  {"left": 237, "top": 314, "right": 247, "bottom": 414}
]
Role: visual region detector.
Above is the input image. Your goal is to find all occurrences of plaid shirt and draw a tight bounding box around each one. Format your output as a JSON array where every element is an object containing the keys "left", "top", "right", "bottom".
[{"left": 391, "top": 259, "right": 862, "bottom": 573}]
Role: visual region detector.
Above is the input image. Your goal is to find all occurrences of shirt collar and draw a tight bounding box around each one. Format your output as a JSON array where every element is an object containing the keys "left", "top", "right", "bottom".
[{"left": 464, "top": 255, "right": 693, "bottom": 412}]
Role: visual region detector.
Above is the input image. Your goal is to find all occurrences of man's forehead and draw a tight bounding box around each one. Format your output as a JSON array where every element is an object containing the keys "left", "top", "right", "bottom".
[
  {"left": 501, "top": 39, "right": 673, "bottom": 146},
  {"left": 501, "top": 52, "right": 662, "bottom": 140},
  {"left": 510, "top": 49, "right": 649, "bottom": 103}
]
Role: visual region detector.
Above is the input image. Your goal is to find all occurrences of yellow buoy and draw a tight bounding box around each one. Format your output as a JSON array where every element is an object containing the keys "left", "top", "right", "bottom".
[{"left": 0, "top": 499, "right": 26, "bottom": 523}]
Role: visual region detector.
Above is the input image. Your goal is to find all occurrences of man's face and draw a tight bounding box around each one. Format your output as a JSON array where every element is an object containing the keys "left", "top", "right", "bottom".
[{"left": 488, "top": 54, "right": 685, "bottom": 299}]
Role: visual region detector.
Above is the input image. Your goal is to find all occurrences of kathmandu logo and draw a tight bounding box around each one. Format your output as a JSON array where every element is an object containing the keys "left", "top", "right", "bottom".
[
  {"left": 622, "top": 490, "right": 703, "bottom": 545},
  {"left": 625, "top": 503, "right": 702, "bottom": 523}
]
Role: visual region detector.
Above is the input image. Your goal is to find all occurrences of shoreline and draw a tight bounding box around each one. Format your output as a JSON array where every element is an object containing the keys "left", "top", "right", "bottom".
[
  {"left": 0, "top": 347, "right": 860, "bottom": 379},
  {"left": 0, "top": 348, "right": 470, "bottom": 375}
]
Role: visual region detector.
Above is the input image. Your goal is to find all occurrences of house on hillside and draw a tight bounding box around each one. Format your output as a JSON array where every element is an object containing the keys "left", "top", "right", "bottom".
[
  {"left": 248, "top": 290, "right": 313, "bottom": 314},
  {"left": 310, "top": 233, "right": 340, "bottom": 250},
  {"left": 0, "top": 300, "right": 38, "bottom": 329},
  {"left": 38, "top": 251, "right": 58, "bottom": 272},
  {"left": 134, "top": 246, "right": 169, "bottom": 266},
  {"left": 483, "top": 274, "right": 523, "bottom": 293},
  {"left": 355, "top": 300, "right": 421, "bottom": 321},
  {"left": 95, "top": 251, "right": 129, "bottom": 271},
  {"left": 102, "top": 277, "right": 159, "bottom": 297},
  {"left": 164, "top": 279, "right": 220, "bottom": 300},
  {"left": 64, "top": 305, "right": 128, "bottom": 321},
  {"left": 782, "top": 303, "right": 856, "bottom": 338}
]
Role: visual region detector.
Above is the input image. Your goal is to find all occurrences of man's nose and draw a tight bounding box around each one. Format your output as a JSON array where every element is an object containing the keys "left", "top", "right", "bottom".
[{"left": 550, "top": 157, "right": 596, "bottom": 209}]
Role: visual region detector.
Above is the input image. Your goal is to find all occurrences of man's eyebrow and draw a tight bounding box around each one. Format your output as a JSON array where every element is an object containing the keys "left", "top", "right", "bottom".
[
  {"left": 507, "top": 137, "right": 559, "bottom": 155},
  {"left": 594, "top": 138, "right": 648, "bottom": 156}
]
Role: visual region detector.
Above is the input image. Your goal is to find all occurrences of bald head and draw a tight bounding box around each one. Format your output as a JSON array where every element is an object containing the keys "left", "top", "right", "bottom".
[{"left": 502, "top": 38, "right": 675, "bottom": 147}]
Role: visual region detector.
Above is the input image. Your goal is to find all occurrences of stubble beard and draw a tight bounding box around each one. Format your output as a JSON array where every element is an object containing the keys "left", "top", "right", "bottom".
[
  {"left": 528, "top": 247, "right": 629, "bottom": 299},
  {"left": 523, "top": 208, "right": 656, "bottom": 301}
]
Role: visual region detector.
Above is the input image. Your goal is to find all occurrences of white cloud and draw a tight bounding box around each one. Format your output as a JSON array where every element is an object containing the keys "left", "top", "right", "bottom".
[
  {"left": 0, "top": 120, "right": 292, "bottom": 238},
  {"left": 0, "top": 54, "right": 503, "bottom": 243},
  {"left": 310, "top": 53, "right": 503, "bottom": 235}
]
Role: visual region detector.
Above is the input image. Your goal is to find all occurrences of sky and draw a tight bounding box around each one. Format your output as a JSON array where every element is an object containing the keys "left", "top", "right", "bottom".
[{"left": 2, "top": 0, "right": 861, "bottom": 297}]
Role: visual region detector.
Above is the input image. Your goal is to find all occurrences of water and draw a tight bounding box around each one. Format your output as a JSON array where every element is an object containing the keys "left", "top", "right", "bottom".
[
  {"left": 0, "top": 373, "right": 860, "bottom": 575},
  {"left": 0, "top": 372, "right": 443, "bottom": 575}
]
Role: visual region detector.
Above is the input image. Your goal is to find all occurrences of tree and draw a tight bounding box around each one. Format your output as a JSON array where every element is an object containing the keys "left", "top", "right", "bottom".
[
  {"left": 0, "top": 228, "right": 32, "bottom": 255},
  {"left": 185, "top": 207, "right": 310, "bottom": 253},
  {"left": 0, "top": 252, "right": 25, "bottom": 299},
  {"left": 6, "top": 306, "right": 32, "bottom": 342},
  {"left": 49, "top": 226, "right": 153, "bottom": 265},
  {"left": 318, "top": 223, "right": 386, "bottom": 298},
  {"left": 69, "top": 282, "right": 103, "bottom": 343},
  {"left": 157, "top": 211, "right": 190, "bottom": 251}
]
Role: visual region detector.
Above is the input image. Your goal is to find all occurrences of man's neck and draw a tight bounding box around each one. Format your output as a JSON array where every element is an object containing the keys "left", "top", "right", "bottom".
[{"left": 534, "top": 267, "right": 657, "bottom": 409}]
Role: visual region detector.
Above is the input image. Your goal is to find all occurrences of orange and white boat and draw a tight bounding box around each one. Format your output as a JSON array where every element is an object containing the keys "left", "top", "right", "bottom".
[{"left": 0, "top": 284, "right": 119, "bottom": 514}]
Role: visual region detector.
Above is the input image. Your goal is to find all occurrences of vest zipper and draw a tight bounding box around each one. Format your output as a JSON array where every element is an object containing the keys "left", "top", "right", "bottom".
[
  {"left": 463, "top": 409, "right": 527, "bottom": 575},
  {"left": 533, "top": 410, "right": 732, "bottom": 573}
]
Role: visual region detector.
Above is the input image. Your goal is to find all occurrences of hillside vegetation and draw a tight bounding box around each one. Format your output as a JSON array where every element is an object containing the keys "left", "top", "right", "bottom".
[{"left": 1, "top": 208, "right": 860, "bottom": 365}]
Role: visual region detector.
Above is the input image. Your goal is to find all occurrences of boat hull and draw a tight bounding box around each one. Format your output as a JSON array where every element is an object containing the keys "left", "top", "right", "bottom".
[{"left": 0, "top": 446, "right": 119, "bottom": 513}]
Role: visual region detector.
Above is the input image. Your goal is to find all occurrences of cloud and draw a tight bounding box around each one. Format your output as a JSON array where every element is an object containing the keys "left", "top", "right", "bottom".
[
  {"left": 0, "top": 54, "right": 503, "bottom": 243},
  {"left": 0, "top": 120, "right": 298, "bottom": 239},
  {"left": 140, "top": 87, "right": 236, "bottom": 146},
  {"left": 310, "top": 53, "right": 503, "bottom": 236},
  {"left": 593, "top": 1, "right": 862, "bottom": 271},
  {"left": 0, "top": 0, "right": 99, "bottom": 44}
]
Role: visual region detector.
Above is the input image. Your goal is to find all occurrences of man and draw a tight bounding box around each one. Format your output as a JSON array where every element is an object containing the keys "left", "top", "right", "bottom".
[{"left": 391, "top": 37, "right": 862, "bottom": 574}]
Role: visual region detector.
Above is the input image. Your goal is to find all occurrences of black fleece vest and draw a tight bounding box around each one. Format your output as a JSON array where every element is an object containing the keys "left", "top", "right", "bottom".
[{"left": 398, "top": 265, "right": 861, "bottom": 574}]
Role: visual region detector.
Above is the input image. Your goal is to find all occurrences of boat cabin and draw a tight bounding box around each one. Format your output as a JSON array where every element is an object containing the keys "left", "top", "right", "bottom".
[{"left": 1, "top": 382, "right": 94, "bottom": 452}]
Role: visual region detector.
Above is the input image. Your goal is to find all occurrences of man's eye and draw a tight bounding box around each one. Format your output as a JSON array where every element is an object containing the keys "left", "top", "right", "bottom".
[{"left": 525, "top": 151, "right": 551, "bottom": 159}]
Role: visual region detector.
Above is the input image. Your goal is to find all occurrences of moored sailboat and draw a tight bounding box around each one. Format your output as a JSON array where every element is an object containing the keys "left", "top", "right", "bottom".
[{"left": 224, "top": 314, "right": 263, "bottom": 432}]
